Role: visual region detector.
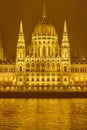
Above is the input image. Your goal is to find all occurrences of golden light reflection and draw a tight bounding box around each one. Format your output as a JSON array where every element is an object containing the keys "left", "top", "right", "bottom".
[{"left": 1, "top": 99, "right": 87, "bottom": 130}]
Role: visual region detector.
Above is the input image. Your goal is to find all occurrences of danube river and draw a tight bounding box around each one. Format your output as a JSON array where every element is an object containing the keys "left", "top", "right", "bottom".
[{"left": 0, "top": 99, "right": 87, "bottom": 130}]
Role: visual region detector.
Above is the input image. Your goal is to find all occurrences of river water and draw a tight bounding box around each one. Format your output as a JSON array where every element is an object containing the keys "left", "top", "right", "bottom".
[{"left": 0, "top": 99, "right": 87, "bottom": 130}]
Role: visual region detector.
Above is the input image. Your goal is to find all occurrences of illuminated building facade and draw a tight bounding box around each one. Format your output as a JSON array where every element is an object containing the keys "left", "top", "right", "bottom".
[{"left": 0, "top": 3, "right": 87, "bottom": 91}]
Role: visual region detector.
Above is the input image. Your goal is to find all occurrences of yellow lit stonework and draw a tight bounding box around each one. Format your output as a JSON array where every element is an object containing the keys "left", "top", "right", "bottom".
[{"left": 0, "top": 3, "right": 87, "bottom": 91}]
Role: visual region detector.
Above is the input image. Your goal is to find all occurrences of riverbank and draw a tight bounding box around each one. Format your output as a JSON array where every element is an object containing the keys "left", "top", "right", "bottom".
[{"left": 0, "top": 91, "right": 87, "bottom": 98}]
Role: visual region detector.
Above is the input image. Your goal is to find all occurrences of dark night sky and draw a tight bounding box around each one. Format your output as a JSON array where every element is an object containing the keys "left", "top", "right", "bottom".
[{"left": 0, "top": 0, "right": 87, "bottom": 59}]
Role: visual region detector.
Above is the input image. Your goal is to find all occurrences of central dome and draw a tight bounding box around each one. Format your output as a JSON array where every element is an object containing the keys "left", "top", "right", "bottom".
[
  {"left": 33, "top": 20, "right": 56, "bottom": 36},
  {"left": 32, "top": 2, "right": 57, "bottom": 36}
]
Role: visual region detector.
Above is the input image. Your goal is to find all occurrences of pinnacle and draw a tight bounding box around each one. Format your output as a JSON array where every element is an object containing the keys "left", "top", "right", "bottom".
[
  {"left": 64, "top": 20, "right": 67, "bottom": 33},
  {"left": 20, "top": 21, "right": 23, "bottom": 33}
]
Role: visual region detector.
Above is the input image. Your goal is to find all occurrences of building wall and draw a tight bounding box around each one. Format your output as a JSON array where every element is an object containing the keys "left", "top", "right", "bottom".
[
  {"left": 0, "top": 63, "right": 15, "bottom": 86},
  {"left": 25, "top": 59, "right": 62, "bottom": 87},
  {"left": 71, "top": 64, "right": 87, "bottom": 86}
]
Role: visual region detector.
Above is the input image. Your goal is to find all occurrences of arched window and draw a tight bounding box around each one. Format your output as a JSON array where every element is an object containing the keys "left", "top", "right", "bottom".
[
  {"left": 64, "top": 78, "right": 67, "bottom": 82},
  {"left": 42, "top": 63, "right": 45, "bottom": 71},
  {"left": 42, "top": 63, "right": 44, "bottom": 67},
  {"left": 36, "top": 63, "right": 40, "bottom": 71},
  {"left": 31, "top": 63, "right": 35, "bottom": 71},
  {"left": 26, "top": 63, "right": 30, "bottom": 72},
  {"left": 32, "top": 63, "right": 34, "bottom": 67},
  {"left": 19, "top": 66, "right": 22, "bottom": 72},
  {"left": 64, "top": 66, "right": 67, "bottom": 72},
  {"left": 57, "top": 63, "right": 60, "bottom": 72},
  {"left": 43, "top": 46, "right": 46, "bottom": 57},
  {"left": 52, "top": 63, "right": 55, "bottom": 70}
]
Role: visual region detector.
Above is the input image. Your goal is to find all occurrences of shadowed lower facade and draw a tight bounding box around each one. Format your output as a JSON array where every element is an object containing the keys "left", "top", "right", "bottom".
[{"left": 0, "top": 3, "right": 87, "bottom": 91}]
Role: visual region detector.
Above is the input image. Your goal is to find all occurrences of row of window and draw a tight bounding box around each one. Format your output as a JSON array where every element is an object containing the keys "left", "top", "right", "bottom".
[
  {"left": 26, "top": 73, "right": 60, "bottom": 76},
  {"left": 33, "top": 37, "right": 55, "bottom": 40},
  {"left": 21, "top": 67, "right": 87, "bottom": 73},
  {"left": 20, "top": 78, "right": 61, "bottom": 82},
  {"left": 27, "top": 63, "right": 60, "bottom": 67},
  {"left": 0, "top": 77, "right": 13, "bottom": 81},
  {"left": 34, "top": 41, "right": 56, "bottom": 44},
  {"left": 26, "top": 68, "right": 60, "bottom": 72},
  {"left": 26, "top": 65, "right": 60, "bottom": 72},
  {"left": 0, "top": 68, "right": 15, "bottom": 72},
  {"left": 71, "top": 68, "right": 87, "bottom": 73}
]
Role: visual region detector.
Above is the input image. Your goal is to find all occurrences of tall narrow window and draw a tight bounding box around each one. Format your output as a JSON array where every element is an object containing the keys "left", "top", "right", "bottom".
[
  {"left": 64, "top": 66, "right": 67, "bottom": 72},
  {"left": 36, "top": 63, "right": 40, "bottom": 71},
  {"left": 42, "top": 63, "right": 45, "bottom": 71},
  {"left": 31, "top": 63, "right": 35, "bottom": 71},
  {"left": 65, "top": 52, "right": 66, "bottom": 57},
  {"left": 20, "top": 52, "right": 23, "bottom": 59},
  {"left": 43, "top": 46, "right": 46, "bottom": 57},
  {"left": 52, "top": 63, "right": 55, "bottom": 70},
  {"left": 48, "top": 46, "right": 50, "bottom": 57},
  {"left": 64, "top": 78, "right": 67, "bottom": 82},
  {"left": 57, "top": 64, "right": 60, "bottom": 72},
  {"left": 20, "top": 66, "right": 22, "bottom": 72},
  {"left": 38, "top": 47, "right": 40, "bottom": 57}
]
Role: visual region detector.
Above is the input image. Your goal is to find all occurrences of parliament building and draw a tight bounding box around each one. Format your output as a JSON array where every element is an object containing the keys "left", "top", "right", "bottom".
[{"left": 0, "top": 3, "right": 87, "bottom": 91}]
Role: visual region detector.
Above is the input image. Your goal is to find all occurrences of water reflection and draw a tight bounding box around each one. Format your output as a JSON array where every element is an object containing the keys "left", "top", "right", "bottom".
[{"left": 0, "top": 99, "right": 87, "bottom": 130}]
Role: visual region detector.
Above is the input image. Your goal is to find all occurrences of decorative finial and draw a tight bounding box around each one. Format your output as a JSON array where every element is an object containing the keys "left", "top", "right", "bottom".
[
  {"left": 64, "top": 20, "right": 67, "bottom": 33},
  {"left": 42, "top": 0, "right": 47, "bottom": 20},
  {"left": 20, "top": 21, "right": 23, "bottom": 33},
  {"left": 62, "top": 20, "right": 69, "bottom": 44}
]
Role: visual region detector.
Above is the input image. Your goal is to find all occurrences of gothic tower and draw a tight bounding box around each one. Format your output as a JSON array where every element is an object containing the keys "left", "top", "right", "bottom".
[
  {"left": 61, "top": 21, "right": 71, "bottom": 86},
  {"left": 16, "top": 21, "right": 26, "bottom": 86}
]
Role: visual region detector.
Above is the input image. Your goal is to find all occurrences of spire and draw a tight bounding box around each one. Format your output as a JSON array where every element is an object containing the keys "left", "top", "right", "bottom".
[
  {"left": 62, "top": 20, "right": 69, "bottom": 46},
  {"left": 64, "top": 20, "right": 67, "bottom": 33},
  {"left": 0, "top": 33, "right": 2, "bottom": 48},
  {"left": 19, "top": 21, "right": 23, "bottom": 33},
  {"left": 16, "top": 21, "right": 26, "bottom": 61},
  {"left": 61, "top": 20, "right": 70, "bottom": 60},
  {"left": 42, "top": 0, "right": 47, "bottom": 20},
  {"left": 17, "top": 20, "right": 25, "bottom": 47},
  {"left": 0, "top": 33, "right": 4, "bottom": 60}
]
